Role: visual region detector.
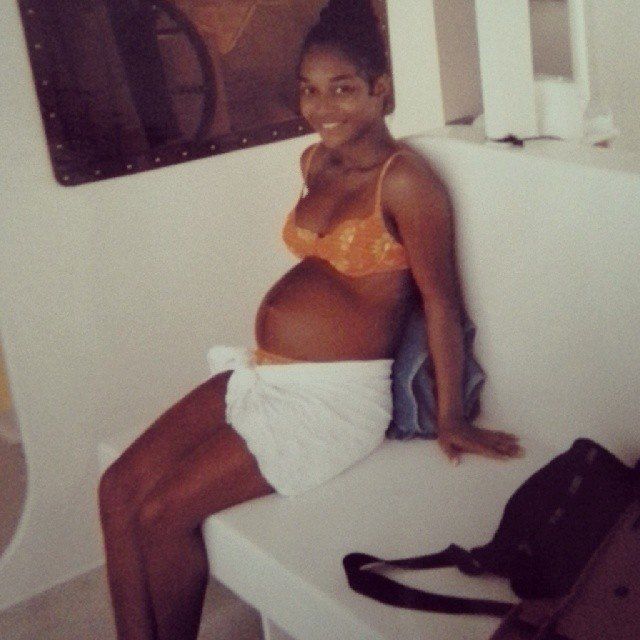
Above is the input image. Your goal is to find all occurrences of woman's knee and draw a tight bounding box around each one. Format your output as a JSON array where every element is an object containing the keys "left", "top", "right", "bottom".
[
  {"left": 97, "top": 374, "right": 229, "bottom": 513},
  {"left": 135, "top": 487, "right": 196, "bottom": 546},
  {"left": 135, "top": 494, "right": 167, "bottom": 545},
  {"left": 98, "top": 457, "right": 144, "bottom": 523},
  {"left": 133, "top": 457, "right": 241, "bottom": 544}
]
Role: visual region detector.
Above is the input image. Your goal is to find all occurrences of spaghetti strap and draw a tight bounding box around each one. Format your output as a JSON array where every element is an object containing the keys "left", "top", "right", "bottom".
[{"left": 373, "top": 151, "right": 406, "bottom": 217}]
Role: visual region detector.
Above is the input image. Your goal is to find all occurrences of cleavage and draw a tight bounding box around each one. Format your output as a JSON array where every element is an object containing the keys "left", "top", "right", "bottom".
[{"left": 296, "top": 179, "right": 375, "bottom": 238}]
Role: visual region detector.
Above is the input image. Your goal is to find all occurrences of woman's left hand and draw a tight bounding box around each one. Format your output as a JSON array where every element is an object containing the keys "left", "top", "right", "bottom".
[{"left": 436, "top": 418, "right": 524, "bottom": 465}]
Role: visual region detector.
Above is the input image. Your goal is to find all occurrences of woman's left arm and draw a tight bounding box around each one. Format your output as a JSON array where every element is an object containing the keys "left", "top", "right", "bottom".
[{"left": 384, "top": 156, "right": 522, "bottom": 464}]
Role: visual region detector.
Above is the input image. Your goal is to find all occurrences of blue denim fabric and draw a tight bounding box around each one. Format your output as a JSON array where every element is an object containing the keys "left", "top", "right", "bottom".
[{"left": 386, "top": 307, "right": 486, "bottom": 440}]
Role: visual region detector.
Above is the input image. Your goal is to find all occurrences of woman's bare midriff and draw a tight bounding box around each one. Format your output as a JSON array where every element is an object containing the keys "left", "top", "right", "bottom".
[{"left": 255, "top": 256, "right": 415, "bottom": 362}]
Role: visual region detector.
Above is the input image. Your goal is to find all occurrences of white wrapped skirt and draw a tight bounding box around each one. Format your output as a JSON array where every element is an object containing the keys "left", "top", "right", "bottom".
[{"left": 207, "top": 346, "right": 393, "bottom": 496}]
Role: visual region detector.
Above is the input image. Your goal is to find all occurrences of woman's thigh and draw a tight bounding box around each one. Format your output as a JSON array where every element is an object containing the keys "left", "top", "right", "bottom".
[
  {"left": 99, "top": 371, "right": 234, "bottom": 512},
  {"left": 136, "top": 423, "right": 274, "bottom": 540}
]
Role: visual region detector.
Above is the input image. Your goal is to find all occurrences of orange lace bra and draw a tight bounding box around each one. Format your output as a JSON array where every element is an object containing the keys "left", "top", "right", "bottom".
[{"left": 282, "top": 145, "right": 410, "bottom": 278}]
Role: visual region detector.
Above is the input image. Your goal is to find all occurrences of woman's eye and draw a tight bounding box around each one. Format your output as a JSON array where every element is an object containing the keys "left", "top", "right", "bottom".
[{"left": 299, "top": 85, "right": 354, "bottom": 97}]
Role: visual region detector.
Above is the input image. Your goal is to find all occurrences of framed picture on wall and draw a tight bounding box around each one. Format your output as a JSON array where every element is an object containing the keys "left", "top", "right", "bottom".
[{"left": 18, "top": 0, "right": 393, "bottom": 186}]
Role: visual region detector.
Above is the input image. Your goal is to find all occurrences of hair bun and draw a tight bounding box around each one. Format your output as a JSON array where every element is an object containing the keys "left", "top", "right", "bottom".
[
  {"left": 302, "top": 0, "right": 388, "bottom": 79},
  {"left": 319, "top": 0, "right": 378, "bottom": 31},
  {"left": 320, "top": 0, "right": 372, "bottom": 19}
]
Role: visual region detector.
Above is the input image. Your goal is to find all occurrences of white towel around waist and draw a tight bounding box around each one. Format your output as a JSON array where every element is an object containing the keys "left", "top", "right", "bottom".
[{"left": 207, "top": 346, "right": 393, "bottom": 496}]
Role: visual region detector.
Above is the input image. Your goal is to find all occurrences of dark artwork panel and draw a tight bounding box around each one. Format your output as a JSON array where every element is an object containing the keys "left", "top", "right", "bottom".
[{"left": 17, "top": 0, "right": 393, "bottom": 186}]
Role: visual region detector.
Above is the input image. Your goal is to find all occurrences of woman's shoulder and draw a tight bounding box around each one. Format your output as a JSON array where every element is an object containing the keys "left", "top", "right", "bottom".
[
  {"left": 387, "top": 144, "right": 442, "bottom": 182},
  {"left": 385, "top": 145, "right": 448, "bottom": 199},
  {"left": 382, "top": 146, "right": 451, "bottom": 218}
]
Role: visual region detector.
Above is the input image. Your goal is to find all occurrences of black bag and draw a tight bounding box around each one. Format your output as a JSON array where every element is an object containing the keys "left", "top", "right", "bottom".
[
  {"left": 491, "top": 501, "right": 640, "bottom": 639},
  {"left": 343, "top": 438, "right": 640, "bottom": 616}
]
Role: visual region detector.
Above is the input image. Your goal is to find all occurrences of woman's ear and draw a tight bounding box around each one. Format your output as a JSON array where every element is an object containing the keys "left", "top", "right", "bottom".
[{"left": 372, "top": 74, "right": 393, "bottom": 114}]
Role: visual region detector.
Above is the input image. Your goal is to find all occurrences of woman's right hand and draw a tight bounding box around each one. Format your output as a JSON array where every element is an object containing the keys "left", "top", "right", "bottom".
[{"left": 436, "top": 418, "right": 524, "bottom": 465}]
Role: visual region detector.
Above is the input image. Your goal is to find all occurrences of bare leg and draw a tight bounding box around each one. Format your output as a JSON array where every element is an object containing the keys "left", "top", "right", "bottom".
[
  {"left": 98, "top": 372, "right": 272, "bottom": 640},
  {"left": 135, "top": 425, "right": 273, "bottom": 639},
  {"left": 100, "top": 505, "right": 156, "bottom": 640},
  {"left": 99, "top": 374, "right": 232, "bottom": 640}
]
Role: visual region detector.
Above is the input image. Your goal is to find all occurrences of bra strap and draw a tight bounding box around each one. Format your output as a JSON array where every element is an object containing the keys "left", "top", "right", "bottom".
[{"left": 373, "top": 151, "right": 407, "bottom": 218}]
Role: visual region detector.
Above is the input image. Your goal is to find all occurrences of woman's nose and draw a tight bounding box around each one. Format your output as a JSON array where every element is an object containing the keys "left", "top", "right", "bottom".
[{"left": 308, "top": 93, "right": 337, "bottom": 119}]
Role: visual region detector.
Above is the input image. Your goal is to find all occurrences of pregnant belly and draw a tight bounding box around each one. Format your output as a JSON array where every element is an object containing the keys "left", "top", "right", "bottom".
[{"left": 255, "top": 258, "right": 408, "bottom": 361}]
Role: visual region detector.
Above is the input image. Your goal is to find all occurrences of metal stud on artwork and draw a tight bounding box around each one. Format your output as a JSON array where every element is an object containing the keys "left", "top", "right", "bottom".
[{"left": 17, "top": 0, "right": 394, "bottom": 186}]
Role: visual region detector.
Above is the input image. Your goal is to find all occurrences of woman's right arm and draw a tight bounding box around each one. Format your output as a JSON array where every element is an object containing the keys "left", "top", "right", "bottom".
[{"left": 383, "top": 155, "right": 523, "bottom": 464}]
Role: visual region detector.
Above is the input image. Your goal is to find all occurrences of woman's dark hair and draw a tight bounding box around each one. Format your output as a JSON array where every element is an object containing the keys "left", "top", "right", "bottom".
[{"left": 301, "top": 0, "right": 389, "bottom": 87}]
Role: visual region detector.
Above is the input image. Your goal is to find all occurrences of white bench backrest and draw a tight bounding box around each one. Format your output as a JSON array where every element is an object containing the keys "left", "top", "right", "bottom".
[{"left": 412, "top": 136, "right": 640, "bottom": 461}]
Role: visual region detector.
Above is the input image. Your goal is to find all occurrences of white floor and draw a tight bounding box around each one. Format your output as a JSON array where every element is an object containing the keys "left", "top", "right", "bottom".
[{"left": 0, "top": 564, "right": 263, "bottom": 640}]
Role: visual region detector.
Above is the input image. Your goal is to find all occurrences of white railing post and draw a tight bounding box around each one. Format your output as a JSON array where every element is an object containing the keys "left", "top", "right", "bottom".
[{"left": 474, "top": 0, "right": 538, "bottom": 140}]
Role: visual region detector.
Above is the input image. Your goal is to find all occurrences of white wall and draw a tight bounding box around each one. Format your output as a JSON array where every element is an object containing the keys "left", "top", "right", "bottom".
[
  {"left": 526, "top": 1, "right": 640, "bottom": 151},
  {"left": 434, "top": 1, "right": 640, "bottom": 152},
  {"left": 500, "top": 1, "right": 640, "bottom": 151},
  {"left": 433, "top": 0, "right": 483, "bottom": 123},
  {"left": 412, "top": 131, "right": 640, "bottom": 458},
  {"left": 585, "top": 1, "right": 640, "bottom": 152},
  {"left": 529, "top": 0, "right": 572, "bottom": 77},
  {"left": 0, "top": 0, "right": 442, "bottom": 610}
]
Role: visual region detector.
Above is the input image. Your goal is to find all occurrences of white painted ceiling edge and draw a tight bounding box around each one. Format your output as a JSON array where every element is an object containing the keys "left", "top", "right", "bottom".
[{"left": 0, "top": 0, "right": 444, "bottom": 610}]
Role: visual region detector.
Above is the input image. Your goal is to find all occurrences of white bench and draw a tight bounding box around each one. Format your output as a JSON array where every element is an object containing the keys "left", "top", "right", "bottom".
[
  {"left": 99, "top": 131, "right": 640, "bottom": 639},
  {"left": 202, "top": 437, "right": 562, "bottom": 640},
  {"left": 98, "top": 429, "right": 557, "bottom": 640}
]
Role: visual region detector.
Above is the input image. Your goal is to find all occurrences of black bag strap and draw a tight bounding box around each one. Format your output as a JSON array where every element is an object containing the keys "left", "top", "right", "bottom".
[{"left": 343, "top": 544, "right": 513, "bottom": 617}]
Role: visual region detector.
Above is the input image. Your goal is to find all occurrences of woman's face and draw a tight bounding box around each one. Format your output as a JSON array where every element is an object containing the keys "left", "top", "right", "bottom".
[{"left": 298, "top": 45, "right": 388, "bottom": 149}]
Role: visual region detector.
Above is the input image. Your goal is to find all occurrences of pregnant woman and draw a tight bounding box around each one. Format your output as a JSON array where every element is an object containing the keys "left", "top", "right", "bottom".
[{"left": 98, "top": 1, "right": 522, "bottom": 638}]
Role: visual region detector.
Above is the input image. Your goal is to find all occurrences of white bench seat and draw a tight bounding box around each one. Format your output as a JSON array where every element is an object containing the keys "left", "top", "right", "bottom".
[
  {"left": 202, "top": 436, "right": 556, "bottom": 640},
  {"left": 100, "top": 429, "right": 555, "bottom": 640}
]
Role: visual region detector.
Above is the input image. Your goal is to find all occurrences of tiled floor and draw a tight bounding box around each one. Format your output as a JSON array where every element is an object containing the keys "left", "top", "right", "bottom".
[{"left": 0, "top": 564, "right": 263, "bottom": 640}]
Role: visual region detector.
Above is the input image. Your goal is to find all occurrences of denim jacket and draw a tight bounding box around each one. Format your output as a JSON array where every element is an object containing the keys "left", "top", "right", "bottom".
[{"left": 387, "top": 306, "right": 485, "bottom": 439}]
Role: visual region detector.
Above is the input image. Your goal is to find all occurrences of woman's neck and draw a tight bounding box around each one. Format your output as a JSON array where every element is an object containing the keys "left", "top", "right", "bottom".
[{"left": 327, "top": 125, "right": 396, "bottom": 171}]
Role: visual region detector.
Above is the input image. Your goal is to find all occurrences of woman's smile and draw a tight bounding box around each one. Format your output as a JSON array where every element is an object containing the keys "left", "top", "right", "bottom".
[{"left": 317, "top": 121, "right": 347, "bottom": 141}]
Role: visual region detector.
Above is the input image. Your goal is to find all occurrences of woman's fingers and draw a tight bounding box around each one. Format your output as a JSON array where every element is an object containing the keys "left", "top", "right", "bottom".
[
  {"left": 437, "top": 422, "right": 524, "bottom": 464},
  {"left": 481, "top": 428, "right": 519, "bottom": 446},
  {"left": 482, "top": 428, "right": 524, "bottom": 457},
  {"left": 438, "top": 439, "right": 462, "bottom": 465},
  {"left": 464, "top": 436, "right": 513, "bottom": 460},
  {"left": 496, "top": 437, "right": 524, "bottom": 457}
]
